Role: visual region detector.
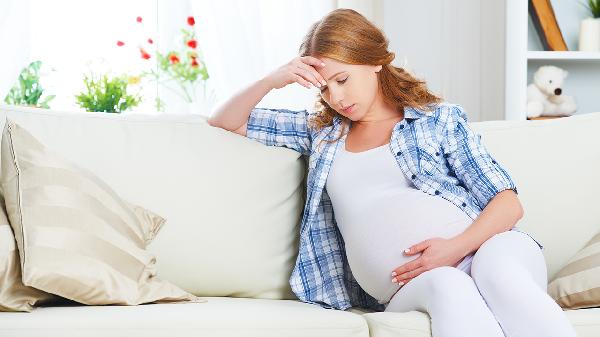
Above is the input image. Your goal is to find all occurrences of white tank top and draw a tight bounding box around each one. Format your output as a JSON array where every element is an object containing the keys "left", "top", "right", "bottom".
[{"left": 325, "top": 138, "right": 475, "bottom": 304}]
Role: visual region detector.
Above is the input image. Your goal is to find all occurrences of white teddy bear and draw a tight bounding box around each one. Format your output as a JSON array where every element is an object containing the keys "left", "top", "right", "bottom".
[{"left": 526, "top": 65, "right": 577, "bottom": 118}]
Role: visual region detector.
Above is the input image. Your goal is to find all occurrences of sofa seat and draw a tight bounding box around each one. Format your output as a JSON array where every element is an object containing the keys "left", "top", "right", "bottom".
[
  {"left": 348, "top": 307, "right": 600, "bottom": 337},
  {"left": 0, "top": 297, "right": 370, "bottom": 337}
]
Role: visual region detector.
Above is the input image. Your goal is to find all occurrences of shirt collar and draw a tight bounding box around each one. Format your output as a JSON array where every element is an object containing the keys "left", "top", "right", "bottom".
[{"left": 332, "top": 105, "right": 430, "bottom": 126}]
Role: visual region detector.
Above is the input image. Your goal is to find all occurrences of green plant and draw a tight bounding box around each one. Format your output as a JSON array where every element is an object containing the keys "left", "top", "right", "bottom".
[
  {"left": 4, "top": 60, "right": 55, "bottom": 108},
  {"left": 579, "top": 0, "right": 600, "bottom": 18},
  {"left": 75, "top": 73, "right": 141, "bottom": 113}
]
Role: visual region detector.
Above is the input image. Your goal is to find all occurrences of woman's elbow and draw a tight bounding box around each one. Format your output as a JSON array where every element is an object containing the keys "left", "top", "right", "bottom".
[{"left": 514, "top": 195, "right": 525, "bottom": 219}]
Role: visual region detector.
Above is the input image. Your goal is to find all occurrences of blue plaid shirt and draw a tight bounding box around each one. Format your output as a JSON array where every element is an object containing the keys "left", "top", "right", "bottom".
[{"left": 245, "top": 102, "right": 543, "bottom": 312}]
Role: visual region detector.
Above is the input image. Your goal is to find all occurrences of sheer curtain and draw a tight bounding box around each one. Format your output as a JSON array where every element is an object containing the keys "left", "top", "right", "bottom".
[
  {"left": 1, "top": 0, "right": 379, "bottom": 114},
  {"left": 190, "top": 0, "right": 336, "bottom": 114},
  {"left": 0, "top": 0, "right": 31, "bottom": 99}
]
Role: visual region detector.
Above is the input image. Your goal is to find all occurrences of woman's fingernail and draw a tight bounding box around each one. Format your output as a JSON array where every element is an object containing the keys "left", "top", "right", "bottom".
[
  {"left": 391, "top": 272, "right": 397, "bottom": 277},
  {"left": 398, "top": 281, "right": 404, "bottom": 286},
  {"left": 404, "top": 249, "right": 410, "bottom": 253},
  {"left": 392, "top": 277, "right": 397, "bottom": 283}
]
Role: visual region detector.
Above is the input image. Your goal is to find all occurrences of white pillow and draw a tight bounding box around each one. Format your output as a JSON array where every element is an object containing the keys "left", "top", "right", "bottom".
[
  {"left": 0, "top": 118, "right": 207, "bottom": 306},
  {"left": 0, "top": 192, "right": 63, "bottom": 312}
]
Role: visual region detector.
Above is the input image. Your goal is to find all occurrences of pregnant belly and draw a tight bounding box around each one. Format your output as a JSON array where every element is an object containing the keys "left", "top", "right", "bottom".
[{"left": 343, "top": 215, "right": 474, "bottom": 304}]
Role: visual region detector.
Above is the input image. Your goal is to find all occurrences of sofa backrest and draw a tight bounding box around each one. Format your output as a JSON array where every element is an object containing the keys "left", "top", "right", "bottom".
[
  {"left": 0, "top": 105, "right": 305, "bottom": 301},
  {"left": 1, "top": 104, "right": 597, "bottom": 294},
  {"left": 471, "top": 112, "right": 600, "bottom": 280}
]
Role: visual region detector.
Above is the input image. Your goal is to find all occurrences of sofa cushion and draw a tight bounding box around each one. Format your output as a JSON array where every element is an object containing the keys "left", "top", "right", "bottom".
[
  {"left": 0, "top": 297, "right": 369, "bottom": 337},
  {"left": 548, "top": 231, "right": 600, "bottom": 309},
  {"left": 469, "top": 112, "right": 600, "bottom": 280},
  {"left": 0, "top": 118, "right": 204, "bottom": 306},
  {"left": 358, "top": 308, "right": 600, "bottom": 337},
  {"left": 0, "top": 105, "right": 305, "bottom": 301},
  {"left": 0, "top": 193, "right": 60, "bottom": 312}
]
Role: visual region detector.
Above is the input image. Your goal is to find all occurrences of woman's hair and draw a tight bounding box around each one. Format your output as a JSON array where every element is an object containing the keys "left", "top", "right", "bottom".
[{"left": 299, "top": 8, "right": 443, "bottom": 144}]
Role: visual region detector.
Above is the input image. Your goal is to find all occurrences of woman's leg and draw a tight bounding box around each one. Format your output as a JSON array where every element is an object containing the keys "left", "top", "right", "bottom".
[
  {"left": 385, "top": 266, "right": 505, "bottom": 337},
  {"left": 470, "top": 230, "right": 578, "bottom": 337}
]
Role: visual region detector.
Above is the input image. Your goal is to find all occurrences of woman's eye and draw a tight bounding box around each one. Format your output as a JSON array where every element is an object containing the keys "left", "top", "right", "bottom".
[{"left": 320, "top": 77, "right": 348, "bottom": 93}]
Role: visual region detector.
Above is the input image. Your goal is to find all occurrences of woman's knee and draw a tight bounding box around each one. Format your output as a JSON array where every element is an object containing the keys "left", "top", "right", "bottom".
[
  {"left": 471, "top": 230, "right": 547, "bottom": 291},
  {"left": 416, "top": 266, "right": 480, "bottom": 305}
]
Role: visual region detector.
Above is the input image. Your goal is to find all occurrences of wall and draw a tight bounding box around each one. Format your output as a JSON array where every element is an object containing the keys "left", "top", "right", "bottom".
[{"left": 379, "top": 0, "right": 506, "bottom": 121}]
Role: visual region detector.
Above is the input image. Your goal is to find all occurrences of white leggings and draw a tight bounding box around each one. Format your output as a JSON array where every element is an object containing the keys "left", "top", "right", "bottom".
[{"left": 384, "top": 230, "right": 578, "bottom": 337}]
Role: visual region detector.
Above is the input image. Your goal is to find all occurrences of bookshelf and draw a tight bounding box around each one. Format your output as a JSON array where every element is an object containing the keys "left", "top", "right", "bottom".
[{"left": 505, "top": 0, "right": 600, "bottom": 121}]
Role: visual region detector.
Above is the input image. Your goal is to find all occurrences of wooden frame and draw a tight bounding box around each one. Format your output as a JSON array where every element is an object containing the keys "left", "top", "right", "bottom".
[{"left": 529, "top": 0, "right": 568, "bottom": 51}]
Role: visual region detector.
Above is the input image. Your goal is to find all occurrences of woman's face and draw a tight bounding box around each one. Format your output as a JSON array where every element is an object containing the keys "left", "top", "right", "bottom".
[{"left": 314, "top": 57, "right": 383, "bottom": 122}]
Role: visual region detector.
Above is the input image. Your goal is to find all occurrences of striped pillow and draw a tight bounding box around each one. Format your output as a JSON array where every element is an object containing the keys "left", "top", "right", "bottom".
[
  {"left": 0, "top": 118, "right": 207, "bottom": 306},
  {"left": 548, "top": 231, "right": 600, "bottom": 309},
  {"left": 0, "top": 193, "right": 63, "bottom": 312}
]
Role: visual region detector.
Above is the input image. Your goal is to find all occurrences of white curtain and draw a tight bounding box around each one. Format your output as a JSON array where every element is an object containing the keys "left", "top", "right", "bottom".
[
  {"left": 0, "top": 0, "right": 379, "bottom": 113},
  {"left": 0, "top": 0, "right": 31, "bottom": 100},
  {"left": 190, "top": 0, "right": 336, "bottom": 114}
]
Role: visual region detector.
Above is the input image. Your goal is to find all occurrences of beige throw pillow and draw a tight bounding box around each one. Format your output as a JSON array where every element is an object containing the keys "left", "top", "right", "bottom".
[
  {"left": 0, "top": 118, "right": 207, "bottom": 306},
  {"left": 548, "top": 231, "right": 600, "bottom": 309},
  {"left": 0, "top": 193, "right": 63, "bottom": 312}
]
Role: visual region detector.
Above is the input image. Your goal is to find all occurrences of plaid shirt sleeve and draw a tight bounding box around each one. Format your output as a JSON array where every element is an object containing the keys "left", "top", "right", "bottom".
[
  {"left": 245, "top": 107, "right": 312, "bottom": 156},
  {"left": 442, "top": 104, "right": 518, "bottom": 210}
]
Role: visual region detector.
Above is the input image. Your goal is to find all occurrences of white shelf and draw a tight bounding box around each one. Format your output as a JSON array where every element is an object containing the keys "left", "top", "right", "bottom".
[
  {"left": 505, "top": 0, "right": 600, "bottom": 120},
  {"left": 527, "top": 51, "right": 600, "bottom": 60}
]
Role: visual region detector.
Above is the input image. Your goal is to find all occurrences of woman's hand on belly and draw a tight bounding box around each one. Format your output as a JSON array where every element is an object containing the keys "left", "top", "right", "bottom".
[{"left": 390, "top": 236, "right": 467, "bottom": 286}]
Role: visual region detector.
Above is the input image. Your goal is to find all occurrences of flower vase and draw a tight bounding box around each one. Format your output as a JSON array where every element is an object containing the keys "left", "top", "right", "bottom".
[{"left": 579, "top": 17, "right": 600, "bottom": 51}]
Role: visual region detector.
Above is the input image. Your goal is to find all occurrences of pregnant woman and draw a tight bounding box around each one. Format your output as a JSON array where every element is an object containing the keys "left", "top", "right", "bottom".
[{"left": 208, "top": 8, "right": 577, "bottom": 337}]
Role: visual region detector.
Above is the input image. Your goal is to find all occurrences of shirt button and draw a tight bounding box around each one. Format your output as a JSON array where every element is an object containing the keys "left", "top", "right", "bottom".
[
  {"left": 399, "top": 124, "right": 405, "bottom": 129},
  {"left": 435, "top": 152, "right": 440, "bottom": 156},
  {"left": 411, "top": 174, "right": 416, "bottom": 179},
  {"left": 396, "top": 151, "right": 402, "bottom": 156},
  {"left": 461, "top": 202, "right": 467, "bottom": 207},
  {"left": 434, "top": 190, "right": 440, "bottom": 195},
  {"left": 492, "top": 160, "right": 497, "bottom": 164},
  {"left": 444, "top": 153, "right": 450, "bottom": 158}
]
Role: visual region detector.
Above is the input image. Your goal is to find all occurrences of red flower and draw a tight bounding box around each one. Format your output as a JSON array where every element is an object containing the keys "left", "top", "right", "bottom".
[
  {"left": 169, "top": 53, "right": 180, "bottom": 64},
  {"left": 116, "top": 40, "right": 125, "bottom": 47},
  {"left": 140, "top": 48, "right": 151, "bottom": 60},
  {"left": 186, "top": 39, "right": 197, "bottom": 49},
  {"left": 136, "top": 16, "right": 143, "bottom": 23},
  {"left": 187, "top": 16, "right": 195, "bottom": 26},
  {"left": 191, "top": 57, "right": 199, "bottom": 68},
  {"left": 147, "top": 38, "right": 154, "bottom": 44}
]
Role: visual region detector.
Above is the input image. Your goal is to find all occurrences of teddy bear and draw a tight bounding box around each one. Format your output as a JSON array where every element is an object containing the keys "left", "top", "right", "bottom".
[{"left": 526, "top": 65, "right": 577, "bottom": 118}]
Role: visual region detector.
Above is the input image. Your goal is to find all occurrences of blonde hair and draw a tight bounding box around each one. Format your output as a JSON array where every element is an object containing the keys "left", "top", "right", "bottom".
[{"left": 299, "top": 8, "right": 443, "bottom": 144}]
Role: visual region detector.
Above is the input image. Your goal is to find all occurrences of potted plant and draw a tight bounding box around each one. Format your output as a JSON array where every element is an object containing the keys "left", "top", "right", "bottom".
[
  {"left": 4, "top": 61, "right": 55, "bottom": 109},
  {"left": 578, "top": 0, "right": 600, "bottom": 51},
  {"left": 75, "top": 72, "right": 141, "bottom": 113}
]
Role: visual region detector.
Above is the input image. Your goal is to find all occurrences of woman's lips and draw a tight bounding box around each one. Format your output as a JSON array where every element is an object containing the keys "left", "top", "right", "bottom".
[{"left": 342, "top": 104, "right": 355, "bottom": 113}]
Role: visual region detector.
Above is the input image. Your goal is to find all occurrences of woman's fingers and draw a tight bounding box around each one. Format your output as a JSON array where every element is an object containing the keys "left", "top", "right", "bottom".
[
  {"left": 301, "top": 55, "right": 326, "bottom": 68},
  {"left": 297, "top": 63, "right": 327, "bottom": 87},
  {"left": 294, "top": 65, "right": 323, "bottom": 88},
  {"left": 298, "top": 57, "right": 327, "bottom": 85},
  {"left": 293, "top": 74, "right": 312, "bottom": 89}
]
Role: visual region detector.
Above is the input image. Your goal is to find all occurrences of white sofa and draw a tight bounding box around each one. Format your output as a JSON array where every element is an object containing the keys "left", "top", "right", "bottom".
[{"left": 0, "top": 104, "right": 598, "bottom": 337}]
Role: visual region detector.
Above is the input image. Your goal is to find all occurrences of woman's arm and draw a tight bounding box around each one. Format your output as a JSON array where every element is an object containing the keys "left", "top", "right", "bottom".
[
  {"left": 207, "top": 55, "right": 326, "bottom": 134},
  {"left": 207, "top": 77, "right": 274, "bottom": 134},
  {"left": 452, "top": 189, "right": 524, "bottom": 259},
  {"left": 441, "top": 104, "right": 524, "bottom": 257}
]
